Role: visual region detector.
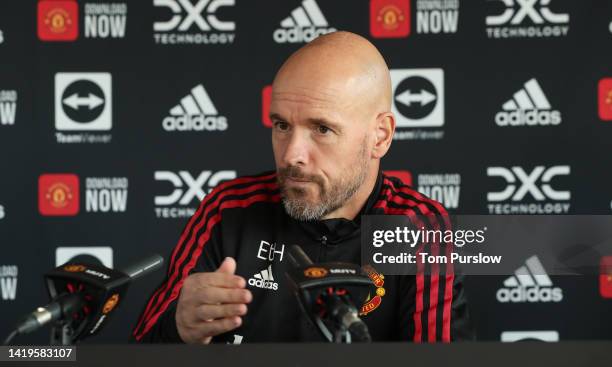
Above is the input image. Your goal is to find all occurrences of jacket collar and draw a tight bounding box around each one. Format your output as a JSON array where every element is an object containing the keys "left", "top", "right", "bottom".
[{"left": 292, "top": 170, "right": 384, "bottom": 244}]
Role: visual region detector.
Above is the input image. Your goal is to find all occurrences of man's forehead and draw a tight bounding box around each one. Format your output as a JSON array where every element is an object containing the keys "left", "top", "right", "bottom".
[
  {"left": 270, "top": 87, "right": 357, "bottom": 125},
  {"left": 272, "top": 87, "right": 345, "bottom": 108},
  {"left": 271, "top": 75, "right": 367, "bottom": 110}
]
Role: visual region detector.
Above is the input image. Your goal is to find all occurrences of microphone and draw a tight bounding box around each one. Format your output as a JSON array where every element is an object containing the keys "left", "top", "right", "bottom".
[
  {"left": 286, "top": 245, "right": 373, "bottom": 343},
  {"left": 287, "top": 243, "right": 313, "bottom": 268},
  {"left": 14, "top": 293, "right": 85, "bottom": 335},
  {"left": 6, "top": 254, "right": 163, "bottom": 345},
  {"left": 120, "top": 254, "right": 164, "bottom": 281}
]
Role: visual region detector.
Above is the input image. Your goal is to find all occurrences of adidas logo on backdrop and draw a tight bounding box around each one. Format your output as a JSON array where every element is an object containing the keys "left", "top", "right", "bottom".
[
  {"left": 495, "top": 78, "right": 561, "bottom": 127},
  {"left": 162, "top": 84, "right": 228, "bottom": 132},
  {"left": 496, "top": 255, "right": 563, "bottom": 303},
  {"left": 248, "top": 265, "right": 279, "bottom": 291},
  {"left": 272, "top": 0, "right": 336, "bottom": 43}
]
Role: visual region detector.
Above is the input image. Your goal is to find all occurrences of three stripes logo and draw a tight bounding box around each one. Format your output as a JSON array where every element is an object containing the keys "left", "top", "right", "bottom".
[
  {"left": 496, "top": 255, "right": 563, "bottom": 303},
  {"left": 162, "top": 84, "right": 228, "bottom": 132},
  {"left": 248, "top": 264, "right": 279, "bottom": 291},
  {"left": 272, "top": 0, "right": 336, "bottom": 44},
  {"left": 495, "top": 78, "right": 561, "bottom": 127}
]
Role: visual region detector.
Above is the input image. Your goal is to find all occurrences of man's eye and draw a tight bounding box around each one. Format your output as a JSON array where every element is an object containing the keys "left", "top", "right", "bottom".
[
  {"left": 316, "top": 125, "right": 331, "bottom": 134},
  {"left": 274, "top": 121, "right": 289, "bottom": 131}
]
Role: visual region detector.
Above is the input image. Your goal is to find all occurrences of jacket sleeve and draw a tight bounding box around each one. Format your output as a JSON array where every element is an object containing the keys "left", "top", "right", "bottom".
[
  {"left": 396, "top": 202, "right": 474, "bottom": 342},
  {"left": 130, "top": 191, "right": 225, "bottom": 343}
]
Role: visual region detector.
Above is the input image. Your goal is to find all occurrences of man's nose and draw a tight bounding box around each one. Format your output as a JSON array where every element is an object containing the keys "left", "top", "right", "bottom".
[{"left": 282, "top": 129, "right": 310, "bottom": 167}]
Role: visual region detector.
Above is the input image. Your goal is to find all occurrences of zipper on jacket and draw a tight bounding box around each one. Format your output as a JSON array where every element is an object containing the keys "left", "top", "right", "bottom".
[{"left": 317, "top": 235, "right": 328, "bottom": 262}]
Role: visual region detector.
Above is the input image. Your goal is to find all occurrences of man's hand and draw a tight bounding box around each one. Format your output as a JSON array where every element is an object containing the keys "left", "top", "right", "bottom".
[{"left": 175, "top": 257, "right": 252, "bottom": 344}]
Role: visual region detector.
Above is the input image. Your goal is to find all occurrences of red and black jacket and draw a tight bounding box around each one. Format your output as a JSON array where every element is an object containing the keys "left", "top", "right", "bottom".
[{"left": 132, "top": 170, "right": 473, "bottom": 343}]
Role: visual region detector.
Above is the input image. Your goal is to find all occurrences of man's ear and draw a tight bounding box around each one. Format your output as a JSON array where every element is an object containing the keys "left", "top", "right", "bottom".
[{"left": 371, "top": 112, "right": 395, "bottom": 159}]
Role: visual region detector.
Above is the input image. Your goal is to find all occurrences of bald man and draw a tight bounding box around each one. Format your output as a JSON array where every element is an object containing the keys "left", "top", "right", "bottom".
[{"left": 132, "top": 31, "right": 472, "bottom": 343}]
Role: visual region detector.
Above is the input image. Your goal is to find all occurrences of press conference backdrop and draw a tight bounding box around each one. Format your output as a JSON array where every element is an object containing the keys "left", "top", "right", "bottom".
[{"left": 1, "top": 0, "right": 611, "bottom": 344}]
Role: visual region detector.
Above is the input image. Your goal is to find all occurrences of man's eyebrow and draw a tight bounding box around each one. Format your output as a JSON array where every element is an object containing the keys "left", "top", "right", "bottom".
[
  {"left": 269, "top": 113, "right": 286, "bottom": 122},
  {"left": 306, "top": 117, "right": 343, "bottom": 132}
]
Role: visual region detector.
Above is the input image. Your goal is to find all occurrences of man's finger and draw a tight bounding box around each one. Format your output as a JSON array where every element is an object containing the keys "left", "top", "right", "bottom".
[
  {"left": 195, "top": 303, "right": 247, "bottom": 321},
  {"left": 216, "top": 257, "right": 236, "bottom": 274},
  {"left": 197, "top": 287, "right": 252, "bottom": 305},
  {"left": 187, "top": 272, "right": 246, "bottom": 289},
  {"left": 195, "top": 317, "right": 242, "bottom": 342}
]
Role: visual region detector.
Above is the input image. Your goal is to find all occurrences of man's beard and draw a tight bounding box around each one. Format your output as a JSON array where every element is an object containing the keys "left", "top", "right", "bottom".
[{"left": 277, "top": 141, "right": 369, "bottom": 221}]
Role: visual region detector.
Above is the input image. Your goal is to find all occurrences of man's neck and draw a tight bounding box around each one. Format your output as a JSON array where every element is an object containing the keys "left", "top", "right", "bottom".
[{"left": 322, "top": 167, "right": 379, "bottom": 221}]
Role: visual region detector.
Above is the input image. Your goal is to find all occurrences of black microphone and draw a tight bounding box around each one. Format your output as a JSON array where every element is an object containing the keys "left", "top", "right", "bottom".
[
  {"left": 287, "top": 243, "right": 313, "bottom": 268},
  {"left": 119, "top": 254, "right": 164, "bottom": 281},
  {"left": 14, "top": 293, "right": 85, "bottom": 335},
  {"left": 286, "top": 245, "right": 373, "bottom": 343},
  {"left": 6, "top": 254, "right": 163, "bottom": 344}
]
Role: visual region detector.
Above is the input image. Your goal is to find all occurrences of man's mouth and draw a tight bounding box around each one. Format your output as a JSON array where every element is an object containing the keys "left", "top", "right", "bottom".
[{"left": 285, "top": 176, "right": 313, "bottom": 184}]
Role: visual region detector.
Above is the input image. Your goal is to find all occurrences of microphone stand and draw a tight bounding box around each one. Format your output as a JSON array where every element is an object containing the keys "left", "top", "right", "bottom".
[
  {"left": 287, "top": 245, "right": 374, "bottom": 343},
  {"left": 51, "top": 320, "right": 76, "bottom": 346}
]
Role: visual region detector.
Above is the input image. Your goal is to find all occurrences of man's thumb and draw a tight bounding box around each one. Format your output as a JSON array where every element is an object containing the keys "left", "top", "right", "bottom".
[{"left": 216, "top": 257, "right": 236, "bottom": 274}]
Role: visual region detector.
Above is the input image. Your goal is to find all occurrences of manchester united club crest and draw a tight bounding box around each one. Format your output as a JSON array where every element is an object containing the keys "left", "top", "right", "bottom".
[{"left": 360, "top": 265, "right": 385, "bottom": 316}]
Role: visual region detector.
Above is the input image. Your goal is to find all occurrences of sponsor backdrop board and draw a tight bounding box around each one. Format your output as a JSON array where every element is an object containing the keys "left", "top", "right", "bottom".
[{"left": 0, "top": 0, "right": 611, "bottom": 343}]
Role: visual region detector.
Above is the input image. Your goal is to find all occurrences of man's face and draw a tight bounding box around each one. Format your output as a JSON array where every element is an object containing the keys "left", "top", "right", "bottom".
[{"left": 270, "top": 81, "right": 373, "bottom": 221}]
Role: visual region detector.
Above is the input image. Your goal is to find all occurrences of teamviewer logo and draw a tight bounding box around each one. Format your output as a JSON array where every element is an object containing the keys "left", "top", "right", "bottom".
[
  {"left": 55, "top": 72, "right": 112, "bottom": 131},
  {"left": 56, "top": 246, "right": 113, "bottom": 268},
  {"left": 390, "top": 68, "right": 444, "bottom": 128}
]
